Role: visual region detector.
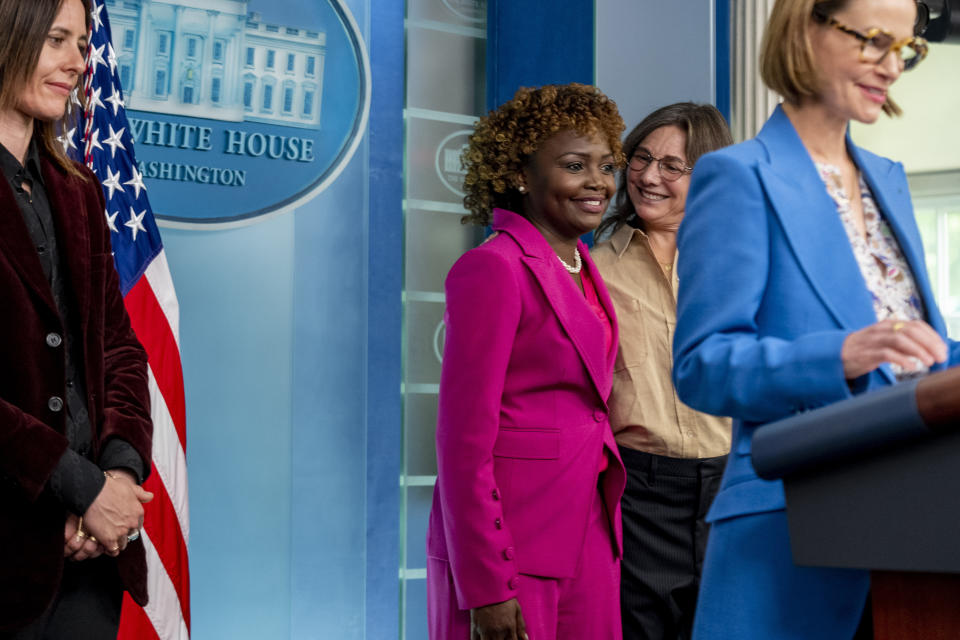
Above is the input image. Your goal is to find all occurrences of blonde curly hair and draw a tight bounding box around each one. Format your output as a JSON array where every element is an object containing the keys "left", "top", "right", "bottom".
[{"left": 461, "top": 83, "right": 626, "bottom": 226}]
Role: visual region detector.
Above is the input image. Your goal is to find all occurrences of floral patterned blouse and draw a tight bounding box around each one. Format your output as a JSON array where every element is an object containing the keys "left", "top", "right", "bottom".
[{"left": 815, "top": 162, "right": 926, "bottom": 378}]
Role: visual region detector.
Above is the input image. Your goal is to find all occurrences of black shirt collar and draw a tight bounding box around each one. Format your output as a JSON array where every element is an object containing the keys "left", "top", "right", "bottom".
[{"left": 0, "top": 137, "right": 45, "bottom": 188}]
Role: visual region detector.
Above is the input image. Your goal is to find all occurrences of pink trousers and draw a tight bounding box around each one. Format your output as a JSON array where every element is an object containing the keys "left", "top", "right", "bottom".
[{"left": 428, "top": 487, "right": 622, "bottom": 639}]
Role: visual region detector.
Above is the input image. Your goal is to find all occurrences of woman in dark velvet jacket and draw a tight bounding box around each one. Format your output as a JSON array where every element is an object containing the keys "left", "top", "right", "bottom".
[{"left": 0, "top": 0, "right": 154, "bottom": 636}]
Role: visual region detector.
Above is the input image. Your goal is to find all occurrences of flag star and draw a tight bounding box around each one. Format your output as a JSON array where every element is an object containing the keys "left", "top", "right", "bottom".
[
  {"left": 87, "top": 43, "right": 106, "bottom": 73},
  {"left": 90, "top": 3, "right": 104, "bottom": 32},
  {"left": 105, "top": 87, "right": 125, "bottom": 115},
  {"left": 59, "top": 127, "right": 77, "bottom": 154},
  {"left": 87, "top": 86, "right": 105, "bottom": 114},
  {"left": 86, "top": 127, "right": 104, "bottom": 154},
  {"left": 124, "top": 165, "right": 147, "bottom": 199},
  {"left": 107, "top": 43, "right": 118, "bottom": 75},
  {"left": 105, "top": 209, "right": 119, "bottom": 233},
  {"left": 103, "top": 124, "right": 126, "bottom": 158},
  {"left": 102, "top": 165, "right": 125, "bottom": 200},
  {"left": 125, "top": 207, "right": 147, "bottom": 241},
  {"left": 70, "top": 88, "right": 81, "bottom": 107}
]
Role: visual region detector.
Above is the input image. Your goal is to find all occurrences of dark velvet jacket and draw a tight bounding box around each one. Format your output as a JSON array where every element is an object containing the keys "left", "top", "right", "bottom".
[{"left": 0, "top": 150, "right": 152, "bottom": 630}]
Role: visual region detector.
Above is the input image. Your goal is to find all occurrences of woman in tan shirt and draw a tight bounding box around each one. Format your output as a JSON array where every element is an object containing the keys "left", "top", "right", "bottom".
[{"left": 592, "top": 103, "right": 732, "bottom": 640}]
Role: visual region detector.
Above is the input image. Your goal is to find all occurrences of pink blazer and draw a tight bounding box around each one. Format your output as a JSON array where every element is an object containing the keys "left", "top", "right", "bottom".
[{"left": 427, "top": 209, "right": 626, "bottom": 611}]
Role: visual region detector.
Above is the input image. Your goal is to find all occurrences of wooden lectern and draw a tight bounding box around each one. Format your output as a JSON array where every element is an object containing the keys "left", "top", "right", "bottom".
[{"left": 751, "top": 367, "right": 960, "bottom": 640}]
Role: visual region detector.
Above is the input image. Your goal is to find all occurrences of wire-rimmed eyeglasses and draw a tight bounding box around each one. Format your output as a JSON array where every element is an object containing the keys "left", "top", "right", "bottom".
[{"left": 627, "top": 151, "right": 692, "bottom": 182}]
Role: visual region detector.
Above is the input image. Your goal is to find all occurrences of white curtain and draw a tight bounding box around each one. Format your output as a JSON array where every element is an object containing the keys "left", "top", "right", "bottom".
[{"left": 731, "top": 0, "right": 781, "bottom": 142}]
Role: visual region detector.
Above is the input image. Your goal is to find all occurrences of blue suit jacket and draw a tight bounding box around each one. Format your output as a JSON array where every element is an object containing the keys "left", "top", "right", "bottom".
[{"left": 673, "top": 106, "right": 960, "bottom": 637}]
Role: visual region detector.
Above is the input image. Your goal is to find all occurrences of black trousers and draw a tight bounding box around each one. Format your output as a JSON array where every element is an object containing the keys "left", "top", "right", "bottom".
[
  {"left": 619, "top": 446, "right": 726, "bottom": 640},
  {"left": 1, "top": 556, "right": 123, "bottom": 640}
]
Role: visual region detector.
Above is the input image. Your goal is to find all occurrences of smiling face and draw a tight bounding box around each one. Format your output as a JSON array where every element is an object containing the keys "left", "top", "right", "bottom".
[
  {"left": 14, "top": 0, "right": 88, "bottom": 125},
  {"left": 519, "top": 129, "right": 617, "bottom": 241},
  {"left": 625, "top": 125, "right": 690, "bottom": 230},
  {"left": 809, "top": 0, "right": 916, "bottom": 124}
]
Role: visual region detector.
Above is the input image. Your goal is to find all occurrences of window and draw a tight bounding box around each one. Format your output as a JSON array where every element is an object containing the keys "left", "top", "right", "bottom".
[
  {"left": 123, "top": 29, "right": 135, "bottom": 50},
  {"left": 306, "top": 56, "right": 316, "bottom": 77},
  {"left": 245, "top": 47, "right": 255, "bottom": 67},
  {"left": 154, "top": 69, "right": 166, "bottom": 96},
  {"left": 243, "top": 79, "right": 254, "bottom": 110},
  {"left": 912, "top": 180, "right": 960, "bottom": 337},
  {"left": 157, "top": 32, "right": 170, "bottom": 56},
  {"left": 283, "top": 86, "right": 294, "bottom": 113},
  {"left": 186, "top": 37, "right": 198, "bottom": 59},
  {"left": 286, "top": 53, "right": 295, "bottom": 73},
  {"left": 182, "top": 85, "right": 194, "bottom": 104},
  {"left": 303, "top": 89, "right": 314, "bottom": 117},
  {"left": 262, "top": 84, "right": 273, "bottom": 111},
  {"left": 213, "top": 40, "right": 225, "bottom": 62},
  {"left": 211, "top": 77, "right": 222, "bottom": 104},
  {"left": 266, "top": 50, "right": 275, "bottom": 70},
  {"left": 120, "top": 64, "right": 132, "bottom": 91}
]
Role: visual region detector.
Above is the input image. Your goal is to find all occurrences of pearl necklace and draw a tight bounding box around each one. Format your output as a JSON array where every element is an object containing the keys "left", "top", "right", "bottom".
[{"left": 557, "top": 249, "right": 582, "bottom": 274}]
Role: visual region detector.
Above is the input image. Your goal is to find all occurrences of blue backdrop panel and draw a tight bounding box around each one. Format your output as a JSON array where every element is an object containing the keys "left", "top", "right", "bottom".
[
  {"left": 290, "top": 154, "right": 368, "bottom": 638},
  {"left": 365, "top": 0, "right": 404, "bottom": 637},
  {"left": 288, "top": 0, "right": 382, "bottom": 634},
  {"left": 486, "top": 0, "right": 595, "bottom": 110},
  {"left": 164, "top": 218, "right": 295, "bottom": 639}
]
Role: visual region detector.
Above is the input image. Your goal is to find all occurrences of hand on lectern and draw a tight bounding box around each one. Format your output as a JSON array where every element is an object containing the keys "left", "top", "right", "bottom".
[{"left": 842, "top": 318, "right": 947, "bottom": 379}]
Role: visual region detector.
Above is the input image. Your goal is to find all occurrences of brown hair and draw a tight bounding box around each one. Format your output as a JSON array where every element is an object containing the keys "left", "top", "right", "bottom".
[
  {"left": 461, "top": 83, "right": 626, "bottom": 226},
  {"left": 760, "top": 0, "right": 903, "bottom": 117},
  {"left": 0, "top": 0, "right": 90, "bottom": 175},
  {"left": 596, "top": 102, "right": 732, "bottom": 239}
]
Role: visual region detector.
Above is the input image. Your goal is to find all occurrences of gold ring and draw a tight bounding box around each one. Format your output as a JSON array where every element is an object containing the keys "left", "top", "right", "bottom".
[
  {"left": 88, "top": 535, "right": 98, "bottom": 544},
  {"left": 893, "top": 322, "right": 905, "bottom": 332}
]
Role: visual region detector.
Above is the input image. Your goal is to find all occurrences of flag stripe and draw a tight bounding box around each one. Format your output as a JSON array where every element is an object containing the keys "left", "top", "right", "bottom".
[
  {"left": 126, "top": 277, "right": 187, "bottom": 448},
  {"left": 141, "top": 530, "right": 191, "bottom": 640},
  {"left": 147, "top": 369, "right": 190, "bottom": 539},
  {"left": 118, "top": 593, "right": 162, "bottom": 640},
  {"left": 142, "top": 465, "right": 191, "bottom": 627},
  {"left": 144, "top": 252, "right": 181, "bottom": 347}
]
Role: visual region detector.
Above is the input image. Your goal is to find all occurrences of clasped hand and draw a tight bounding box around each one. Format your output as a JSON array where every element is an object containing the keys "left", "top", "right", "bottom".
[{"left": 63, "top": 469, "right": 153, "bottom": 561}]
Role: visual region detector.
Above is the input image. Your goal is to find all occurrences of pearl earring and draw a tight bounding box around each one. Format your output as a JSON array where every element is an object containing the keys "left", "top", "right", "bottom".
[{"left": 518, "top": 185, "right": 526, "bottom": 193}]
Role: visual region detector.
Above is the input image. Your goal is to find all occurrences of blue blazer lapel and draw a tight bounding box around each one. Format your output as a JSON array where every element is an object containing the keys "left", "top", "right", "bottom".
[
  {"left": 850, "top": 144, "right": 944, "bottom": 335},
  {"left": 755, "top": 107, "right": 878, "bottom": 334}
]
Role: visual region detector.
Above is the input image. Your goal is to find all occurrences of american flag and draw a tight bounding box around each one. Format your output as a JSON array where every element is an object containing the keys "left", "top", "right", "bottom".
[{"left": 68, "top": 1, "right": 191, "bottom": 638}]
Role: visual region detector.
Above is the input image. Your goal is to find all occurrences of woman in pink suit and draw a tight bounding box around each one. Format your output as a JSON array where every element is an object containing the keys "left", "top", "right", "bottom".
[{"left": 426, "top": 83, "right": 628, "bottom": 640}]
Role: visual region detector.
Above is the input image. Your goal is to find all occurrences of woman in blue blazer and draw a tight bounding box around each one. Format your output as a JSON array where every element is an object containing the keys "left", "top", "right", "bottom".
[{"left": 672, "top": 0, "right": 959, "bottom": 638}]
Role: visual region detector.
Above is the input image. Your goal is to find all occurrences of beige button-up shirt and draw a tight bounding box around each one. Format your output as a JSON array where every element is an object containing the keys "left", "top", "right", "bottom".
[{"left": 592, "top": 223, "right": 731, "bottom": 459}]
